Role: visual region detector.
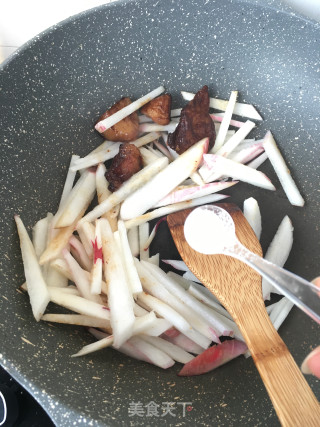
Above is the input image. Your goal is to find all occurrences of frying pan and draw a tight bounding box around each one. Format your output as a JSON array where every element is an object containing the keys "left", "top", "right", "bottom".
[{"left": 0, "top": 0, "right": 319, "bottom": 425}]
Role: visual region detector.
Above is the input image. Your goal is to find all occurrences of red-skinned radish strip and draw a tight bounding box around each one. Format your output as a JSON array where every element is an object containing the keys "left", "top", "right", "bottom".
[
  {"left": 118, "top": 220, "right": 143, "bottom": 294},
  {"left": 163, "top": 327, "right": 180, "bottom": 338},
  {"left": 139, "top": 222, "right": 149, "bottom": 261},
  {"left": 135, "top": 261, "right": 216, "bottom": 345},
  {"left": 153, "top": 140, "right": 173, "bottom": 161},
  {"left": 247, "top": 151, "right": 268, "bottom": 169},
  {"left": 48, "top": 287, "right": 110, "bottom": 321},
  {"left": 55, "top": 170, "right": 96, "bottom": 228},
  {"left": 161, "top": 332, "right": 203, "bottom": 355},
  {"left": 32, "top": 216, "right": 51, "bottom": 260},
  {"left": 41, "top": 314, "right": 111, "bottom": 329},
  {"left": 72, "top": 335, "right": 114, "bottom": 358},
  {"left": 90, "top": 220, "right": 103, "bottom": 295},
  {"left": 78, "top": 157, "right": 169, "bottom": 226},
  {"left": 69, "top": 235, "right": 92, "bottom": 271},
  {"left": 139, "top": 122, "right": 178, "bottom": 133},
  {"left": 124, "top": 336, "right": 175, "bottom": 369},
  {"left": 162, "top": 260, "right": 189, "bottom": 272},
  {"left": 15, "top": 215, "right": 50, "bottom": 321},
  {"left": 143, "top": 218, "right": 166, "bottom": 251},
  {"left": 142, "top": 336, "right": 194, "bottom": 364},
  {"left": 213, "top": 91, "right": 238, "bottom": 152},
  {"left": 148, "top": 253, "right": 160, "bottom": 266},
  {"left": 228, "top": 143, "right": 264, "bottom": 165},
  {"left": 120, "top": 138, "right": 209, "bottom": 220},
  {"left": 142, "top": 261, "right": 232, "bottom": 338},
  {"left": 101, "top": 218, "right": 135, "bottom": 348},
  {"left": 181, "top": 91, "right": 263, "bottom": 121},
  {"left": 77, "top": 221, "right": 95, "bottom": 259},
  {"left": 95, "top": 86, "right": 165, "bottom": 133},
  {"left": 213, "top": 120, "right": 256, "bottom": 156},
  {"left": 262, "top": 216, "right": 294, "bottom": 299},
  {"left": 62, "top": 249, "right": 103, "bottom": 304},
  {"left": 127, "top": 226, "right": 139, "bottom": 257},
  {"left": 210, "top": 113, "right": 245, "bottom": 128},
  {"left": 201, "top": 154, "right": 275, "bottom": 191},
  {"left": 178, "top": 339, "right": 247, "bottom": 376},
  {"left": 153, "top": 181, "right": 238, "bottom": 208},
  {"left": 263, "top": 131, "right": 305, "bottom": 207},
  {"left": 123, "top": 193, "right": 229, "bottom": 230},
  {"left": 243, "top": 197, "right": 262, "bottom": 240}
]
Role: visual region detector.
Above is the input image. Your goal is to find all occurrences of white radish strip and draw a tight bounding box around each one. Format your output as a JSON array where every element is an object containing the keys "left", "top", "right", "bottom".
[
  {"left": 270, "top": 298, "right": 294, "bottom": 331},
  {"left": 32, "top": 216, "right": 50, "bottom": 260},
  {"left": 126, "top": 336, "right": 175, "bottom": 369},
  {"left": 146, "top": 145, "right": 163, "bottom": 158},
  {"left": 96, "top": 163, "right": 111, "bottom": 201},
  {"left": 59, "top": 155, "right": 81, "bottom": 209},
  {"left": 123, "top": 193, "right": 229, "bottom": 229},
  {"left": 57, "top": 286, "right": 80, "bottom": 295},
  {"left": 46, "top": 265, "right": 68, "bottom": 288},
  {"left": 132, "top": 312, "right": 157, "bottom": 335},
  {"left": 90, "top": 220, "right": 103, "bottom": 295},
  {"left": 143, "top": 218, "right": 164, "bottom": 251},
  {"left": 130, "top": 132, "right": 161, "bottom": 148},
  {"left": 263, "top": 131, "right": 305, "bottom": 207},
  {"left": 190, "top": 171, "right": 205, "bottom": 186},
  {"left": 247, "top": 152, "right": 268, "bottom": 169},
  {"left": 228, "top": 144, "right": 264, "bottom": 165},
  {"left": 72, "top": 335, "right": 114, "bottom": 357},
  {"left": 77, "top": 221, "right": 95, "bottom": 259},
  {"left": 164, "top": 136, "right": 179, "bottom": 160},
  {"left": 88, "top": 328, "right": 109, "bottom": 340},
  {"left": 120, "top": 138, "right": 209, "bottom": 220},
  {"left": 243, "top": 197, "right": 262, "bottom": 240},
  {"left": 161, "top": 333, "right": 203, "bottom": 355},
  {"left": 142, "top": 261, "right": 231, "bottom": 337},
  {"left": 133, "top": 303, "right": 149, "bottom": 316},
  {"left": 213, "top": 91, "right": 238, "bottom": 152},
  {"left": 41, "top": 314, "right": 111, "bottom": 328},
  {"left": 139, "top": 223, "right": 150, "bottom": 261},
  {"left": 183, "top": 270, "right": 202, "bottom": 283},
  {"left": 95, "top": 86, "right": 165, "bottom": 133},
  {"left": 210, "top": 114, "right": 245, "bottom": 128},
  {"left": 139, "top": 147, "right": 159, "bottom": 165},
  {"left": 262, "top": 216, "right": 294, "bottom": 299},
  {"left": 139, "top": 122, "right": 178, "bottom": 133},
  {"left": 62, "top": 249, "right": 102, "bottom": 303},
  {"left": 139, "top": 114, "right": 153, "bottom": 123},
  {"left": 181, "top": 91, "right": 263, "bottom": 120},
  {"left": 141, "top": 318, "right": 173, "bottom": 337},
  {"left": 163, "top": 260, "right": 189, "bottom": 272},
  {"left": 136, "top": 260, "right": 216, "bottom": 344},
  {"left": 154, "top": 181, "right": 238, "bottom": 208},
  {"left": 15, "top": 216, "right": 50, "bottom": 321},
  {"left": 48, "top": 287, "right": 110, "bottom": 320},
  {"left": 153, "top": 140, "right": 174, "bottom": 161},
  {"left": 201, "top": 154, "right": 275, "bottom": 191},
  {"left": 55, "top": 170, "right": 96, "bottom": 228},
  {"left": 69, "top": 235, "right": 92, "bottom": 271},
  {"left": 166, "top": 271, "right": 190, "bottom": 290},
  {"left": 127, "top": 226, "right": 139, "bottom": 257},
  {"left": 142, "top": 336, "right": 194, "bottom": 364},
  {"left": 101, "top": 218, "right": 135, "bottom": 348},
  {"left": 118, "top": 220, "right": 143, "bottom": 294},
  {"left": 170, "top": 108, "right": 182, "bottom": 117},
  {"left": 148, "top": 253, "right": 160, "bottom": 266},
  {"left": 78, "top": 157, "right": 169, "bottom": 226},
  {"left": 213, "top": 120, "right": 256, "bottom": 156}
]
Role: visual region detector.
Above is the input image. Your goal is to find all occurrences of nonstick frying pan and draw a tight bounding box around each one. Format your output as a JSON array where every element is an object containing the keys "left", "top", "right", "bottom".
[{"left": 0, "top": 0, "right": 319, "bottom": 425}]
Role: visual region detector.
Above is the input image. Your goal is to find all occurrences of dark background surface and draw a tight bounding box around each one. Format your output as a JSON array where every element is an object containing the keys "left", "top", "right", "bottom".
[{"left": 0, "top": 0, "right": 319, "bottom": 425}]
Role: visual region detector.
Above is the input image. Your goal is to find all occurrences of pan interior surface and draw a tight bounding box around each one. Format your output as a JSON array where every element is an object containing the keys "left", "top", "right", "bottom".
[{"left": 0, "top": 0, "right": 319, "bottom": 425}]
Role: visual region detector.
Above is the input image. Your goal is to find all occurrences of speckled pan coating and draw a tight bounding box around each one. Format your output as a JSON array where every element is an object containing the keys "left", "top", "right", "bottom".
[{"left": 0, "top": 0, "right": 319, "bottom": 425}]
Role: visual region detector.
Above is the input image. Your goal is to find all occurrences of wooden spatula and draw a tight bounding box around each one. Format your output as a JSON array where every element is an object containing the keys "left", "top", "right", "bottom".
[{"left": 167, "top": 203, "right": 320, "bottom": 427}]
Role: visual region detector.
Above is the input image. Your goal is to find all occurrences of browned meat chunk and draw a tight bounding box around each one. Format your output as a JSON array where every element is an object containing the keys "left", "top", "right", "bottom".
[
  {"left": 167, "top": 86, "right": 215, "bottom": 154},
  {"left": 140, "top": 94, "right": 172, "bottom": 125},
  {"left": 105, "top": 144, "right": 143, "bottom": 192},
  {"left": 96, "top": 97, "right": 139, "bottom": 142}
]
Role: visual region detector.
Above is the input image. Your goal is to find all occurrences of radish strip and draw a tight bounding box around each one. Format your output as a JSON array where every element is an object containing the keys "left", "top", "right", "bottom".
[
  {"left": 153, "top": 140, "right": 173, "bottom": 161},
  {"left": 48, "top": 287, "right": 110, "bottom": 320},
  {"left": 200, "top": 154, "right": 275, "bottom": 191},
  {"left": 139, "top": 122, "right": 178, "bottom": 133},
  {"left": 90, "top": 220, "right": 103, "bottom": 295},
  {"left": 139, "top": 222, "right": 149, "bottom": 261},
  {"left": 183, "top": 270, "right": 202, "bottom": 283},
  {"left": 139, "top": 114, "right": 152, "bottom": 123},
  {"left": 213, "top": 91, "right": 238, "bottom": 152},
  {"left": 69, "top": 235, "right": 92, "bottom": 271},
  {"left": 41, "top": 314, "right": 111, "bottom": 329},
  {"left": 118, "top": 220, "right": 143, "bottom": 294},
  {"left": 263, "top": 131, "right": 305, "bottom": 207},
  {"left": 77, "top": 221, "right": 95, "bottom": 259},
  {"left": 78, "top": 157, "right": 169, "bottom": 226},
  {"left": 15, "top": 215, "right": 50, "bottom": 321},
  {"left": 148, "top": 253, "right": 160, "bottom": 266},
  {"left": 32, "top": 216, "right": 50, "bottom": 260},
  {"left": 247, "top": 152, "right": 268, "bottom": 169},
  {"left": 143, "top": 218, "right": 166, "bottom": 250},
  {"left": 126, "top": 336, "right": 175, "bottom": 369},
  {"left": 153, "top": 181, "right": 238, "bottom": 208},
  {"left": 142, "top": 336, "right": 194, "bottom": 364},
  {"left": 59, "top": 155, "right": 81, "bottom": 208},
  {"left": 95, "top": 86, "right": 165, "bottom": 133},
  {"left": 120, "top": 138, "right": 209, "bottom": 220},
  {"left": 139, "top": 147, "right": 159, "bottom": 166},
  {"left": 243, "top": 197, "right": 262, "bottom": 240},
  {"left": 170, "top": 108, "right": 182, "bottom": 117},
  {"left": 210, "top": 114, "right": 245, "bottom": 128},
  {"left": 181, "top": 91, "right": 262, "bottom": 120},
  {"left": 262, "top": 216, "right": 294, "bottom": 299},
  {"left": 189, "top": 171, "right": 205, "bottom": 186},
  {"left": 101, "top": 218, "right": 135, "bottom": 348},
  {"left": 228, "top": 143, "right": 264, "bottom": 165},
  {"left": 213, "top": 120, "right": 256, "bottom": 156},
  {"left": 123, "top": 193, "right": 229, "bottom": 229},
  {"left": 161, "top": 333, "right": 203, "bottom": 355},
  {"left": 72, "top": 335, "right": 114, "bottom": 357},
  {"left": 132, "top": 312, "right": 157, "bottom": 334},
  {"left": 162, "top": 260, "right": 189, "bottom": 272},
  {"left": 127, "top": 226, "right": 139, "bottom": 257}
]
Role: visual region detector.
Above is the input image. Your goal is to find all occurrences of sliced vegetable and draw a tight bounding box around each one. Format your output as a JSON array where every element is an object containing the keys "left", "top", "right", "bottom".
[
  {"left": 213, "top": 91, "right": 238, "bottom": 152},
  {"left": 243, "top": 197, "right": 262, "bottom": 240}
]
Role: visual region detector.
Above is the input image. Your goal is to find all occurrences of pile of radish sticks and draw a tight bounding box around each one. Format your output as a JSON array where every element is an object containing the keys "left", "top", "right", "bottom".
[{"left": 15, "top": 86, "right": 304, "bottom": 375}]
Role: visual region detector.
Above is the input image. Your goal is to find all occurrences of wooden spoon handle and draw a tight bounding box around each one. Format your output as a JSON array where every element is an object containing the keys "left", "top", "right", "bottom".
[{"left": 236, "top": 303, "right": 320, "bottom": 426}]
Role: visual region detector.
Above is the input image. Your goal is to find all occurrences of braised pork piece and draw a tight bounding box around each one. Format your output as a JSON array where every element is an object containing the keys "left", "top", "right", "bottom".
[{"left": 140, "top": 94, "right": 172, "bottom": 125}]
